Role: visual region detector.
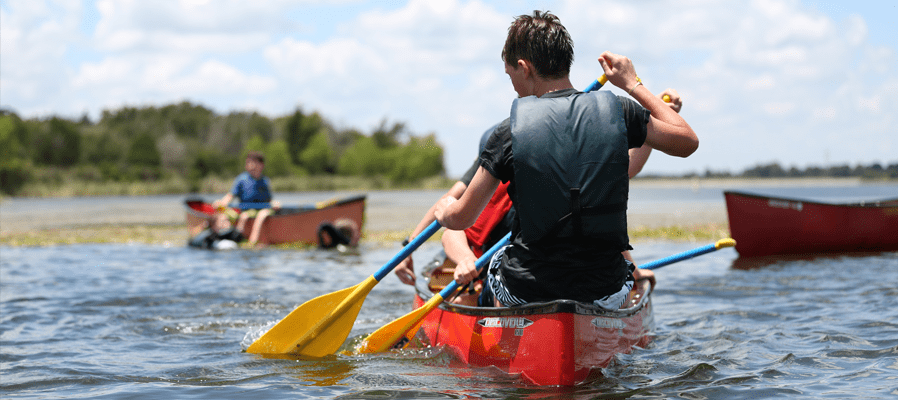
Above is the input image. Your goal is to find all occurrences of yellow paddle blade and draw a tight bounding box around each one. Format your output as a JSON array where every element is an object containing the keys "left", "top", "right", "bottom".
[
  {"left": 715, "top": 238, "right": 736, "bottom": 249},
  {"left": 247, "top": 276, "right": 378, "bottom": 356},
  {"left": 356, "top": 293, "right": 447, "bottom": 354}
]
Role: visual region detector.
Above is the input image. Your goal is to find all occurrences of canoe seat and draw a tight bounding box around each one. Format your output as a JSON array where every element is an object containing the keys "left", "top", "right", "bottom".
[{"left": 428, "top": 259, "right": 457, "bottom": 293}]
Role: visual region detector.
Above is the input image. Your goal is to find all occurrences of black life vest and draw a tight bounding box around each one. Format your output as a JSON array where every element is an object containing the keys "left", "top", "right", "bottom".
[{"left": 509, "top": 90, "right": 629, "bottom": 248}]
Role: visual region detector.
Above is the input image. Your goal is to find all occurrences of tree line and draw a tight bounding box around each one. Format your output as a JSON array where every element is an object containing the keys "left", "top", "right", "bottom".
[
  {"left": 0, "top": 103, "right": 444, "bottom": 195},
  {"left": 1, "top": 102, "right": 895, "bottom": 196},
  {"left": 662, "top": 162, "right": 898, "bottom": 180}
]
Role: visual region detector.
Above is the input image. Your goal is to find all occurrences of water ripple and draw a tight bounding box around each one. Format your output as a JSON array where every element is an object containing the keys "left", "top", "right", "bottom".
[{"left": 2, "top": 242, "right": 897, "bottom": 399}]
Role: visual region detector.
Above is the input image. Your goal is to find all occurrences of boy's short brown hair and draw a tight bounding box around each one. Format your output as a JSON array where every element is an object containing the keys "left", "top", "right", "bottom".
[
  {"left": 501, "top": 10, "right": 574, "bottom": 79},
  {"left": 246, "top": 151, "right": 265, "bottom": 164}
]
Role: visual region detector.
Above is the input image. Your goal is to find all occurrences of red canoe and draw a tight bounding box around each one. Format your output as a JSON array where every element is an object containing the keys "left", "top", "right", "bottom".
[
  {"left": 724, "top": 190, "right": 898, "bottom": 257},
  {"left": 184, "top": 195, "right": 366, "bottom": 245},
  {"left": 406, "top": 254, "right": 654, "bottom": 386}
]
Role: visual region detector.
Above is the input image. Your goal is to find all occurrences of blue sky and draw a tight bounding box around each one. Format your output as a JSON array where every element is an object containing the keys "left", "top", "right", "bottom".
[{"left": 2, "top": 0, "right": 896, "bottom": 178}]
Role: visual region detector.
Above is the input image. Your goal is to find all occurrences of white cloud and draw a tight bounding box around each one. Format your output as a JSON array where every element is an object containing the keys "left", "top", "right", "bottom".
[
  {"left": 1, "top": 0, "right": 895, "bottom": 176},
  {"left": 0, "top": 0, "right": 82, "bottom": 108},
  {"left": 812, "top": 106, "right": 837, "bottom": 121},
  {"left": 856, "top": 96, "right": 880, "bottom": 113},
  {"left": 265, "top": 38, "right": 377, "bottom": 80},
  {"left": 90, "top": 0, "right": 296, "bottom": 55},
  {"left": 745, "top": 75, "right": 776, "bottom": 91},
  {"left": 260, "top": 0, "right": 512, "bottom": 164},
  {"left": 762, "top": 102, "right": 796, "bottom": 115},
  {"left": 73, "top": 57, "right": 138, "bottom": 88},
  {"left": 172, "top": 60, "right": 277, "bottom": 95}
]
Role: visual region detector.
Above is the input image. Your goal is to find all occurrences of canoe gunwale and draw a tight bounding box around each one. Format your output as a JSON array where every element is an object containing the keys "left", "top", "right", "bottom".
[
  {"left": 183, "top": 194, "right": 366, "bottom": 244},
  {"left": 273, "top": 194, "right": 368, "bottom": 216},
  {"left": 724, "top": 190, "right": 898, "bottom": 257},
  {"left": 723, "top": 190, "right": 898, "bottom": 208},
  {"left": 409, "top": 250, "right": 655, "bottom": 386},
  {"left": 185, "top": 194, "right": 367, "bottom": 217},
  {"left": 414, "top": 251, "right": 653, "bottom": 318}
]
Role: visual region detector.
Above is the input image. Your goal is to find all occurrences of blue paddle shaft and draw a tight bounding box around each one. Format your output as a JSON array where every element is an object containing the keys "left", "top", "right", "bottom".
[
  {"left": 373, "top": 220, "right": 442, "bottom": 281},
  {"left": 640, "top": 243, "right": 719, "bottom": 270},
  {"left": 583, "top": 79, "right": 604, "bottom": 92},
  {"left": 438, "top": 232, "right": 512, "bottom": 298},
  {"left": 437, "top": 236, "right": 726, "bottom": 297}
]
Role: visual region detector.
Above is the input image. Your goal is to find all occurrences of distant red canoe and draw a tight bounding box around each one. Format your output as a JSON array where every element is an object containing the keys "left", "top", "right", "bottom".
[
  {"left": 407, "top": 254, "right": 654, "bottom": 386},
  {"left": 724, "top": 191, "right": 898, "bottom": 257},
  {"left": 184, "top": 195, "right": 366, "bottom": 245}
]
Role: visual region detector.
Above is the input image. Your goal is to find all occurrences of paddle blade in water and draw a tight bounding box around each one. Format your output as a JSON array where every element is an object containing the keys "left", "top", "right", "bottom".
[
  {"left": 357, "top": 233, "right": 510, "bottom": 354},
  {"left": 356, "top": 293, "right": 447, "bottom": 354},
  {"left": 246, "top": 277, "right": 377, "bottom": 356},
  {"left": 246, "top": 221, "right": 443, "bottom": 357}
]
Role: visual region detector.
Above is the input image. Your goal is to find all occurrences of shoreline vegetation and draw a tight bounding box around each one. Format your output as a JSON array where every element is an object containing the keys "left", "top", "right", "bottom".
[
  {"left": 4, "top": 103, "right": 895, "bottom": 247},
  {"left": 3, "top": 174, "right": 894, "bottom": 200},
  {"left": 3, "top": 176, "right": 894, "bottom": 248},
  {"left": 3, "top": 102, "right": 895, "bottom": 199},
  {"left": 0, "top": 221, "right": 732, "bottom": 248}
]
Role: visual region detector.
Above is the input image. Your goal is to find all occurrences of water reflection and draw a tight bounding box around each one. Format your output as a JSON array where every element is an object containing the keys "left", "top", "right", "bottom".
[{"left": 286, "top": 357, "right": 357, "bottom": 387}]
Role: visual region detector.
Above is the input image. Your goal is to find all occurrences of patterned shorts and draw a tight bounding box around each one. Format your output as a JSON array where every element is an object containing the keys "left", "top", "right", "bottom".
[{"left": 484, "top": 246, "right": 635, "bottom": 310}]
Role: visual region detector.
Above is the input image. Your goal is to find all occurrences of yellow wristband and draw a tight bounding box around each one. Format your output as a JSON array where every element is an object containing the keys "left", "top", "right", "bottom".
[{"left": 628, "top": 81, "right": 643, "bottom": 96}]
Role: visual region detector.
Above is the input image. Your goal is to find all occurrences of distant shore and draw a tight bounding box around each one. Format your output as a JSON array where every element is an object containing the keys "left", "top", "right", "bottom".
[
  {"left": 630, "top": 176, "right": 879, "bottom": 188},
  {"left": 1, "top": 177, "right": 893, "bottom": 247}
]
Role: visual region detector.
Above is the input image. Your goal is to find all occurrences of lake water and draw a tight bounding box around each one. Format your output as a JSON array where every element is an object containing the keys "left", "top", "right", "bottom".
[{"left": 2, "top": 183, "right": 897, "bottom": 399}]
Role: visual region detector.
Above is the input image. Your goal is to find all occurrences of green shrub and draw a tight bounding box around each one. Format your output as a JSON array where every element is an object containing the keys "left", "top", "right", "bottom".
[
  {"left": 389, "top": 134, "right": 444, "bottom": 182},
  {"left": 241, "top": 135, "right": 267, "bottom": 164},
  {"left": 285, "top": 109, "right": 324, "bottom": 165},
  {"left": 127, "top": 133, "right": 161, "bottom": 166},
  {"left": 32, "top": 118, "right": 81, "bottom": 167},
  {"left": 264, "top": 140, "right": 293, "bottom": 177},
  {"left": 0, "top": 158, "right": 30, "bottom": 195},
  {"left": 83, "top": 132, "right": 125, "bottom": 165},
  {"left": 337, "top": 136, "right": 390, "bottom": 176},
  {"left": 191, "top": 149, "right": 235, "bottom": 179},
  {"left": 299, "top": 132, "right": 335, "bottom": 174}
]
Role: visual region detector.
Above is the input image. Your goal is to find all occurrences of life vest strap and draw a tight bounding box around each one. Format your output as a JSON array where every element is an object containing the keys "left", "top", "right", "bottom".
[
  {"left": 548, "top": 201, "right": 628, "bottom": 239},
  {"left": 571, "top": 188, "right": 582, "bottom": 236}
]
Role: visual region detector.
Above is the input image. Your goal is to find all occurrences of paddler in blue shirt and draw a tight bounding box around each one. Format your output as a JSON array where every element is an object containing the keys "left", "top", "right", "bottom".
[
  {"left": 213, "top": 150, "right": 281, "bottom": 247},
  {"left": 434, "top": 11, "right": 698, "bottom": 308}
]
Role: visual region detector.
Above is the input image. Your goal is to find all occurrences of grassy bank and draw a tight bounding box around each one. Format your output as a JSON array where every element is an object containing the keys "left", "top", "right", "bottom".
[
  {"left": 0, "top": 222, "right": 730, "bottom": 247},
  {"left": 629, "top": 222, "right": 731, "bottom": 242},
  {"left": 0, "top": 224, "right": 188, "bottom": 247},
  {"left": 7, "top": 174, "right": 893, "bottom": 200},
  {"left": 0, "top": 223, "right": 414, "bottom": 247}
]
